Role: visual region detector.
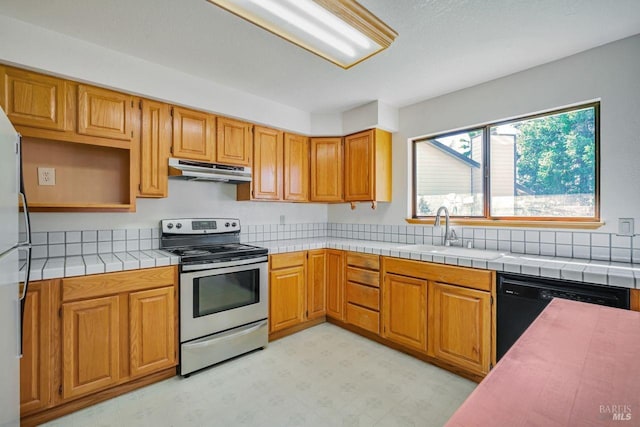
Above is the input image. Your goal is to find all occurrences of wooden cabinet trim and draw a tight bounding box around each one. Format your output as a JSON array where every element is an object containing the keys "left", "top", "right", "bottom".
[
  {"left": 62, "top": 266, "right": 176, "bottom": 302},
  {"left": 307, "top": 250, "right": 327, "bottom": 320},
  {"left": 631, "top": 289, "right": 640, "bottom": 312}
]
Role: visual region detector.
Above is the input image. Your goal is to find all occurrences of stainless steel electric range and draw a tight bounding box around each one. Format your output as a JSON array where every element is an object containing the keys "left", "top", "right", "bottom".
[{"left": 160, "top": 218, "right": 268, "bottom": 376}]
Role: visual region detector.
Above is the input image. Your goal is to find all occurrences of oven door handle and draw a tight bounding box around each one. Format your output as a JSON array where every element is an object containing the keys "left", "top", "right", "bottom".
[{"left": 183, "top": 320, "right": 267, "bottom": 349}]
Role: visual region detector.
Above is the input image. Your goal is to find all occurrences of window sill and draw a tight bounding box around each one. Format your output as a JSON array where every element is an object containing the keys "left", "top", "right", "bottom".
[{"left": 405, "top": 218, "right": 605, "bottom": 229}]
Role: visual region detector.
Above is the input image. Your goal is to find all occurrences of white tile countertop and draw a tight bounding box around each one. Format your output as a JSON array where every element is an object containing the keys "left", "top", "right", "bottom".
[
  {"left": 20, "top": 250, "right": 180, "bottom": 282},
  {"left": 20, "top": 239, "right": 640, "bottom": 289},
  {"left": 261, "top": 238, "right": 640, "bottom": 289}
]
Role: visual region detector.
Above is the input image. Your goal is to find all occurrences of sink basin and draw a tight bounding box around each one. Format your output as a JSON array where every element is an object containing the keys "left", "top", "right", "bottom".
[
  {"left": 437, "top": 247, "right": 505, "bottom": 260},
  {"left": 396, "top": 244, "right": 440, "bottom": 252},
  {"left": 395, "top": 244, "right": 505, "bottom": 261}
]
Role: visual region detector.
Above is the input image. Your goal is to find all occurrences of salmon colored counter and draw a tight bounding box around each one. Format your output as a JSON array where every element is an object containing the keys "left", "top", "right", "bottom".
[{"left": 446, "top": 298, "right": 640, "bottom": 427}]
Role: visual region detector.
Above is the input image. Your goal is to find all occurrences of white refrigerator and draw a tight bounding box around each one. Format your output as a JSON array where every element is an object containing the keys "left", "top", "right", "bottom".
[{"left": 0, "top": 107, "right": 31, "bottom": 427}]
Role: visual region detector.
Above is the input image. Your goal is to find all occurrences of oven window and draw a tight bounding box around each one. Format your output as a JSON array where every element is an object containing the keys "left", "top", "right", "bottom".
[{"left": 193, "top": 269, "right": 259, "bottom": 317}]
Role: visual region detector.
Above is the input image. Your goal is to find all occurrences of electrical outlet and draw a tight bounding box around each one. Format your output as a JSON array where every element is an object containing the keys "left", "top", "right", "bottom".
[
  {"left": 280, "top": 215, "right": 285, "bottom": 225},
  {"left": 38, "top": 167, "right": 56, "bottom": 186}
]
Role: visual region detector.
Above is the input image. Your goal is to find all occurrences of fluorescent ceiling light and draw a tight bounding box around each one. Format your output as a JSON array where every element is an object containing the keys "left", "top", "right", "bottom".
[{"left": 207, "top": 0, "right": 398, "bottom": 69}]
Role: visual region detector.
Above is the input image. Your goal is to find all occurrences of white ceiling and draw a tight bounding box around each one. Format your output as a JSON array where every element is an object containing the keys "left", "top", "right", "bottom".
[{"left": 1, "top": 0, "right": 640, "bottom": 114}]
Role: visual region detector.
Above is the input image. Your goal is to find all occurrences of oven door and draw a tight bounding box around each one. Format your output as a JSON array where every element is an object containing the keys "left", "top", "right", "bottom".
[{"left": 180, "top": 257, "right": 268, "bottom": 342}]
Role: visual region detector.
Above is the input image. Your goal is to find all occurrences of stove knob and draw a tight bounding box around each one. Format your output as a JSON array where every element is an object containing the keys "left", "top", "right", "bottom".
[
  {"left": 232, "top": 222, "right": 237, "bottom": 227},
  {"left": 176, "top": 223, "right": 182, "bottom": 229},
  {"left": 167, "top": 223, "right": 174, "bottom": 229},
  {"left": 225, "top": 222, "right": 230, "bottom": 227}
]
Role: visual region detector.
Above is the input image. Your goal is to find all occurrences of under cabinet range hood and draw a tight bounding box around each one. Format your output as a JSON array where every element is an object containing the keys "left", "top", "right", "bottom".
[{"left": 168, "top": 158, "right": 251, "bottom": 183}]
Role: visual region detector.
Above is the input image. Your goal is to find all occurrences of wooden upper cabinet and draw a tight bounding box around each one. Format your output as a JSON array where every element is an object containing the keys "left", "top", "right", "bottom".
[
  {"left": 129, "top": 286, "right": 176, "bottom": 378},
  {"left": 428, "top": 282, "right": 492, "bottom": 375},
  {"left": 344, "top": 129, "right": 392, "bottom": 203},
  {"left": 283, "top": 133, "right": 309, "bottom": 201},
  {"left": 77, "top": 85, "right": 133, "bottom": 141},
  {"left": 381, "top": 273, "right": 427, "bottom": 352},
  {"left": 326, "top": 249, "right": 346, "bottom": 320},
  {"left": 20, "top": 280, "right": 53, "bottom": 416},
  {"left": 250, "top": 126, "right": 284, "bottom": 200},
  {"left": 216, "top": 117, "right": 252, "bottom": 166},
  {"left": 310, "top": 137, "right": 343, "bottom": 202},
  {"left": 172, "top": 106, "right": 215, "bottom": 162},
  {"left": 62, "top": 295, "right": 120, "bottom": 400},
  {"left": 307, "top": 250, "right": 326, "bottom": 320},
  {"left": 139, "top": 100, "right": 171, "bottom": 198},
  {"left": 0, "top": 66, "right": 66, "bottom": 131}
]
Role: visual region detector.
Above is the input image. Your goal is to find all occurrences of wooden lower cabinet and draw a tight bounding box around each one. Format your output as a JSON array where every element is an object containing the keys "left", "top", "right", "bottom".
[
  {"left": 306, "top": 250, "right": 326, "bottom": 320},
  {"left": 381, "top": 273, "right": 427, "bottom": 352},
  {"left": 428, "top": 282, "right": 492, "bottom": 375},
  {"left": 129, "top": 287, "right": 176, "bottom": 378},
  {"left": 62, "top": 295, "right": 120, "bottom": 400},
  {"left": 325, "top": 250, "right": 345, "bottom": 320},
  {"left": 631, "top": 289, "right": 640, "bottom": 312},
  {"left": 20, "top": 281, "right": 53, "bottom": 416},
  {"left": 269, "top": 264, "right": 306, "bottom": 333},
  {"left": 21, "top": 267, "right": 178, "bottom": 425}
]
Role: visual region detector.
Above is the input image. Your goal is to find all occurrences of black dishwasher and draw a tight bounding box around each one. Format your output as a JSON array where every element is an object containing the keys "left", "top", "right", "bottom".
[{"left": 497, "top": 272, "right": 630, "bottom": 360}]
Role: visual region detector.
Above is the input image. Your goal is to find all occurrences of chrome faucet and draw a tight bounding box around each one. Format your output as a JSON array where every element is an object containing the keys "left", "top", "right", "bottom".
[{"left": 434, "top": 206, "right": 457, "bottom": 246}]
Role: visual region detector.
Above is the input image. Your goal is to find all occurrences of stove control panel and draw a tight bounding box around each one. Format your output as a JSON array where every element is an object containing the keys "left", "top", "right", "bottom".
[{"left": 161, "top": 218, "right": 241, "bottom": 234}]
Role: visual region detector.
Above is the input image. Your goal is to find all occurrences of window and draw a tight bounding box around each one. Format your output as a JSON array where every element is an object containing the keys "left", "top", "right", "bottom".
[{"left": 412, "top": 103, "right": 599, "bottom": 221}]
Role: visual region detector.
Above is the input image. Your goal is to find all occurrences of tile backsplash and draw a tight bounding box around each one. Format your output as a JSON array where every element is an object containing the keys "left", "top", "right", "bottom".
[{"left": 24, "top": 222, "right": 640, "bottom": 264}]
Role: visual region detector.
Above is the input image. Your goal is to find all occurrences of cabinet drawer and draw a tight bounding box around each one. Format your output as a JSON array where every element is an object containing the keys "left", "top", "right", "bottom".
[
  {"left": 346, "top": 267, "right": 379, "bottom": 287},
  {"left": 270, "top": 252, "right": 305, "bottom": 270},
  {"left": 346, "top": 303, "right": 379, "bottom": 334},
  {"left": 347, "top": 252, "right": 379, "bottom": 270},
  {"left": 346, "top": 282, "right": 379, "bottom": 311},
  {"left": 383, "top": 257, "right": 493, "bottom": 292}
]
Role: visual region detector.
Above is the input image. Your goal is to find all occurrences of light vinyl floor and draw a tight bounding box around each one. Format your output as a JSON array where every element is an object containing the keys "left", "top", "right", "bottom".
[{"left": 44, "top": 324, "right": 476, "bottom": 427}]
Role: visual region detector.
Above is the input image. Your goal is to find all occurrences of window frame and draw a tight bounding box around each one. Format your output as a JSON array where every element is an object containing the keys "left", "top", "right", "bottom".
[{"left": 411, "top": 102, "right": 600, "bottom": 223}]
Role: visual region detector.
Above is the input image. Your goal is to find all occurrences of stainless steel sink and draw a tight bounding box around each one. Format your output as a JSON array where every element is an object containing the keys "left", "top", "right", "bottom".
[{"left": 395, "top": 244, "right": 505, "bottom": 260}]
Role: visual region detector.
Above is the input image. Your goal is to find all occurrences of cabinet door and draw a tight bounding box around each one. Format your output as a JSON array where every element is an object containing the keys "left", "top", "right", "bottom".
[
  {"left": 62, "top": 296, "right": 119, "bottom": 400},
  {"left": 172, "top": 107, "right": 215, "bottom": 162},
  {"left": 269, "top": 266, "right": 306, "bottom": 333},
  {"left": 139, "top": 100, "right": 171, "bottom": 197},
  {"left": 129, "top": 287, "right": 176, "bottom": 378},
  {"left": 326, "top": 249, "right": 345, "bottom": 320},
  {"left": 77, "top": 85, "right": 133, "bottom": 140},
  {"left": 344, "top": 130, "right": 374, "bottom": 201},
  {"left": 283, "top": 133, "right": 309, "bottom": 201},
  {"left": 310, "top": 137, "right": 343, "bottom": 202},
  {"left": 0, "top": 67, "right": 66, "bottom": 131},
  {"left": 307, "top": 250, "right": 326, "bottom": 320},
  {"left": 20, "top": 281, "right": 52, "bottom": 416},
  {"left": 216, "top": 117, "right": 252, "bottom": 166},
  {"left": 381, "top": 273, "right": 427, "bottom": 352},
  {"left": 428, "top": 282, "right": 491, "bottom": 375},
  {"left": 252, "top": 126, "right": 283, "bottom": 200}
]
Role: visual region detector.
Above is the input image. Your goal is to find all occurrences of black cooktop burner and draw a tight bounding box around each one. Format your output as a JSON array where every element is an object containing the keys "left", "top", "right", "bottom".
[{"left": 164, "top": 243, "right": 268, "bottom": 265}]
